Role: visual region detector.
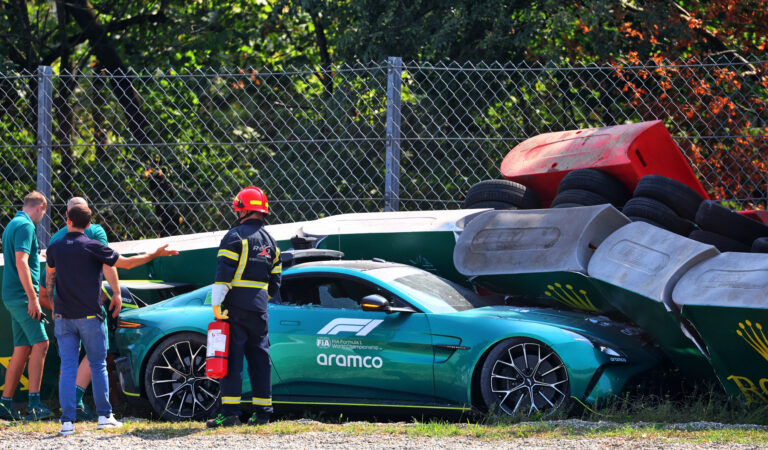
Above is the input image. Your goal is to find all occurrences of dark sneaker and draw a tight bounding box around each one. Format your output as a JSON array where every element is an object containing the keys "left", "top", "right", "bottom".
[
  {"left": 24, "top": 404, "right": 53, "bottom": 421},
  {"left": 76, "top": 404, "right": 97, "bottom": 421},
  {"left": 0, "top": 403, "right": 23, "bottom": 421},
  {"left": 206, "top": 414, "right": 241, "bottom": 428},
  {"left": 247, "top": 413, "right": 270, "bottom": 426}
]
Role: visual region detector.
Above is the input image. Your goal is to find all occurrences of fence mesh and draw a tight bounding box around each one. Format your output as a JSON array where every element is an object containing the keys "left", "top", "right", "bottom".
[{"left": 0, "top": 57, "right": 766, "bottom": 242}]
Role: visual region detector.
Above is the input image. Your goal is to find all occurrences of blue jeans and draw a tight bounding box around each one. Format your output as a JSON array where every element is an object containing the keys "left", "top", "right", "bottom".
[{"left": 54, "top": 317, "right": 111, "bottom": 422}]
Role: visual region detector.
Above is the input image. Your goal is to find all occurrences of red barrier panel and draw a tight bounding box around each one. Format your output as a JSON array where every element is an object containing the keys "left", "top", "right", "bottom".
[
  {"left": 738, "top": 209, "right": 768, "bottom": 225},
  {"left": 500, "top": 120, "right": 709, "bottom": 206}
]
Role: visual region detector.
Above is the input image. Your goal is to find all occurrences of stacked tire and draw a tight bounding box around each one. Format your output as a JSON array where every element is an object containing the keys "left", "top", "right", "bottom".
[
  {"left": 692, "top": 201, "right": 768, "bottom": 253},
  {"left": 621, "top": 175, "right": 702, "bottom": 237},
  {"left": 463, "top": 179, "right": 540, "bottom": 210},
  {"left": 551, "top": 169, "right": 630, "bottom": 209}
]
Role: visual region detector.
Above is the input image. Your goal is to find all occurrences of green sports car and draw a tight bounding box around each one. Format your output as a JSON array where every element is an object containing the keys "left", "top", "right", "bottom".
[{"left": 115, "top": 257, "right": 660, "bottom": 421}]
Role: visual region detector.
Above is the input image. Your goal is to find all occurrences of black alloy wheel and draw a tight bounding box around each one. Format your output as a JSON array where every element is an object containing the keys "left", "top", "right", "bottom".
[
  {"left": 479, "top": 338, "right": 570, "bottom": 416},
  {"left": 143, "top": 332, "right": 221, "bottom": 421}
]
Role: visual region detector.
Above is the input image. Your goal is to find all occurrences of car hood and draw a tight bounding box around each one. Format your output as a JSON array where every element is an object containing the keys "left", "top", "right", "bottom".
[{"left": 455, "top": 305, "right": 651, "bottom": 349}]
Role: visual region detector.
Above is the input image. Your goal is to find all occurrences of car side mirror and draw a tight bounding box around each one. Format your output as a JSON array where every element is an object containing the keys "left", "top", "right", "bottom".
[
  {"left": 361, "top": 294, "right": 391, "bottom": 313},
  {"left": 361, "top": 294, "right": 417, "bottom": 314}
]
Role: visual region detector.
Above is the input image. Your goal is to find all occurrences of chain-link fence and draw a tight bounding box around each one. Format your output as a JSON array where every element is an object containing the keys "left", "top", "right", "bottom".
[{"left": 1, "top": 56, "right": 766, "bottom": 244}]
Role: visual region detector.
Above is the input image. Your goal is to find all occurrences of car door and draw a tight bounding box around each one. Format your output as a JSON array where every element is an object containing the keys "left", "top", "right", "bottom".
[{"left": 270, "top": 273, "right": 436, "bottom": 405}]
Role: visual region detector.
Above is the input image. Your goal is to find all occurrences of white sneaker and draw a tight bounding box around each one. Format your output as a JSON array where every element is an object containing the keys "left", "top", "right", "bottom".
[
  {"left": 60, "top": 421, "right": 75, "bottom": 436},
  {"left": 97, "top": 414, "right": 123, "bottom": 430}
]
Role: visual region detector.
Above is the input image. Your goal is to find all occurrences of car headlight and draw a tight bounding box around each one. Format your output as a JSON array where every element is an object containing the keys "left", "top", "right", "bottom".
[
  {"left": 598, "top": 345, "right": 620, "bottom": 357},
  {"left": 564, "top": 330, "right": 625, "bottom": 360}
]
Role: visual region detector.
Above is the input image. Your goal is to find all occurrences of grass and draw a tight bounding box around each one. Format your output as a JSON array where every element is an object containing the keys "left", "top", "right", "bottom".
[
  {"left": 1, "top": 416, "right": 767, "bottom": 444},
  {"left": 2, "top": 385, "right": 767, "bottom": 444}
]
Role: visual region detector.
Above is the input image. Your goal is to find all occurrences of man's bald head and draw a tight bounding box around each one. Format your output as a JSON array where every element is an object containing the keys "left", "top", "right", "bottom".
[{"left": 67, "top": 197, "right": 88, "bottom": 211}]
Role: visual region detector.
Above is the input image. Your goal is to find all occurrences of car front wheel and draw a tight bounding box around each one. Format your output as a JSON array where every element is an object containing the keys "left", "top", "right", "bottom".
[
  {"left": 143, "top": 332, "right": 221, "bottom": 421},
  {"left": 479, "top": 338, "right": 570, "bottom": 416}
]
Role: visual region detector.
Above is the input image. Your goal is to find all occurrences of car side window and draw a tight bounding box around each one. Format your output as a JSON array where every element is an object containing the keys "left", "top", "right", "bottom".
[
  {"left": 278, "top": 276, "right": 410, "bottom": 310},
  {"left": 278, "top": 278, "right": 320, "bottom": 306},
  {"left": 318, "top": 281, "right": 359, "bottom": 309}
]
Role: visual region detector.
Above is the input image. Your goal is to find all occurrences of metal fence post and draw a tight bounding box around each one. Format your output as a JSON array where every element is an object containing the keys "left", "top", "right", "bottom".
[
  {"left": 385, "top": 57, "right": 403, "bottom": 212},
  {"left": 36, "top": 65, "right": 53, "bottom": 247}
]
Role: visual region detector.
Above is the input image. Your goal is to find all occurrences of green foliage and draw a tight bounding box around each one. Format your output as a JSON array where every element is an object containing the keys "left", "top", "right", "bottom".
[{"left": 0, "top": 1, "right": 765, "bottom": 239}]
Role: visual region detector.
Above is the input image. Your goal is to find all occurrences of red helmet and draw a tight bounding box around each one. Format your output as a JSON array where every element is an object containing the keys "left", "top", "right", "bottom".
[{"left": 233, "top": 186, "right": 269, "bottom": 214}]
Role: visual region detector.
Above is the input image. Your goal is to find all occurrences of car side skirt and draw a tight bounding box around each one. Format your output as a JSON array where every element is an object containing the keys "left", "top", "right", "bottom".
[{"left": 272, "top": 396, "right": 472, "bottom": 413}]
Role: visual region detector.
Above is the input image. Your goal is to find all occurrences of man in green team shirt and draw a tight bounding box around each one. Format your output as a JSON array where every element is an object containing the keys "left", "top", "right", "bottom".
[
  {"left": 39, "top": 197, "right": 120, "bottom": 421},
  {"left": 0, "top": 191, "right": 51, "bottom": 421}
]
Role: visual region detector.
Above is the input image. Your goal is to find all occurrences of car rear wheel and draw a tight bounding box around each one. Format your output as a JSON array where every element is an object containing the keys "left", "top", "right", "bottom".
[
  {"left": 479, "top": 338, "right": 569, "bottom": 416},
  {"left": 143, "top": 332, "right": 221, "bottom": 421}
]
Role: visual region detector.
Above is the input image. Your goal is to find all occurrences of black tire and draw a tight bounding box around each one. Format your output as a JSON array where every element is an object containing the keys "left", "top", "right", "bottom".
[
  {"left": 551, "top": 189, "right": 610, "bottom": 208},
  {"left": 752, "top": 237, "right": 768, "bottom": 253},
  {"left": 143, "top": 332, "right": 221, "bottom": 421},
  {"left": 695, "top": 201, "right": 768, "bottom": 246},
  {"left": 479, "top": 338, "right": 569, "bottom": 416},
  {"left": 557, "top": 169, "right": 631, "bottom": 207},
  {"left": 626, "top": 215, "right": 666, "bottom": 230},
  {"left": 634, "top": 175, "right": 704, "bottom": 221},
  {"left": 465, "top": 200, "right": 519, "bottom": 210},
  {"left": 688, "top": 230, "right": 751, "bottom": 253},
  {"left": 622, "top": 197, "right": 694, "bottom": 235},
  {"left": 464, "top": 180, "right": 540, "bottom": 210},
  {"left": 550, "top": 203, "right": 584, "bottom": 209}
]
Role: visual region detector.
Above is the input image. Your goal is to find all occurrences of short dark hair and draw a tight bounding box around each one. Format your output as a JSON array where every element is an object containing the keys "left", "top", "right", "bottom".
[{"left": 68, "top": 204, "right": 92, "bottom": 229}]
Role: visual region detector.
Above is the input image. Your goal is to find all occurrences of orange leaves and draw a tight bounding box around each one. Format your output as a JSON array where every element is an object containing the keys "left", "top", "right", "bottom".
[
  {"left": 619, "top": 23, "right": 643, "bottom": 40},
  {"left": 682, "top": 104, "right": 696, "bottom": 119},
  {"left": 687, "top": 17, "right": 703, "bottom": 29},
  {"left": 692, "top": 79, "right": 712, "bottom": 97},
  {"left": 231, "top": 69, "right": 261, "bottom": 89}
]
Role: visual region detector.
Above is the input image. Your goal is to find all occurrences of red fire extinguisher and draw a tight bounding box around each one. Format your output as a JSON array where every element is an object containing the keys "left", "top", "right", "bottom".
[{"left": 206, "top": 320, "right": 230, "bottom": 379}]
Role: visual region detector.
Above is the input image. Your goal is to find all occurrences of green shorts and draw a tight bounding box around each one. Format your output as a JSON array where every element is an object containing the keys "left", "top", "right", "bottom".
[{"left": 3, "top": 301, "right": 48, "bottom": 347}]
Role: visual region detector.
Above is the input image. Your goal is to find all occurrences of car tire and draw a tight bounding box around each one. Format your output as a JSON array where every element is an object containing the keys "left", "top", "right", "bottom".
[
  {"left": 551, "top": 189, "right": 610, "bottom": 208},
  {"left": 688, "top": 230, "right": 751, "bottom": 253},
  {"left": 143, "top": 332, "right": 221, "bottom": 421},
  {"left": 753, "top": 237, "right": 768, "bottom": 253},
  {"left": 557, "top": 169, "right": 631, "bottom": 208},
  {"left": 550, "top": 202, "right": 584, "bottom": 209},
  {"left": 626, "top": 215, "right": 666, "bottom": 230},
  {"left": 633, "top": 175, "right": 704, "bottom": 221},
  {"left": 479, "top": 337, "right": 569, "bottom": 416},
  {"left": 622, "top": 197, "right": 695, "bottom": 235},
  {"left": 464, "top": 180, "right": 540, "bottom": 210},
  {"left": 695, "top": 201, "right": 768, "bottom": 246},
  {"left": 464, "top": 200, "right": 519, "bottom": 210}
]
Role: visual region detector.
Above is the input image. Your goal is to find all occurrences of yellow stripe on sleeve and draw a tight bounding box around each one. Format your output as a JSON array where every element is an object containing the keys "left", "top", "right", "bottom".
[{"left": 217, "top": 249, "right": 239, "bottom": 261}]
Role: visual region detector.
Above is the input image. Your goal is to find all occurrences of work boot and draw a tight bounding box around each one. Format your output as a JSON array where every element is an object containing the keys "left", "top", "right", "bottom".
[
  {"left": 76, "top": 404, "right": 97, "bottom": 421},
  {"left": 0, "top": 402, "right": 22, "bottom": 421},
  {"left": 206, "top": 413, "right": 241, "bottom": 428},
  {"left": 246, "top": 412, "right": 270, "bottom": 426},
  {"left": 24, "top": 404, "right": 53, "bottom": 421}
]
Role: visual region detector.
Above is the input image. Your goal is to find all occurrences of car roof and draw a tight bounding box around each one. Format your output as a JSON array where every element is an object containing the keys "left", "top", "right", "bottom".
[{"left": 288, "top": 259, "right": 406, "bottom": 272}]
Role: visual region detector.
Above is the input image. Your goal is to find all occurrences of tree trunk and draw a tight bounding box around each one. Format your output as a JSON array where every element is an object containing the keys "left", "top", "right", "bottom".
[
  {"left": 65, "top": 0, "right": 181, "bottom": 236},
  {"left": 54, "top": 1, "right": 75, "bottom": 202}
]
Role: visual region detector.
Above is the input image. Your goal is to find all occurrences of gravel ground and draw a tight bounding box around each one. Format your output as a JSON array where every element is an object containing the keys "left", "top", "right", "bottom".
[
  {"left": 1, "top": 419, "right": 766, "bottom": 449},
  {"left": 0, "top": 432, "right": 759, "bottom": 449}
]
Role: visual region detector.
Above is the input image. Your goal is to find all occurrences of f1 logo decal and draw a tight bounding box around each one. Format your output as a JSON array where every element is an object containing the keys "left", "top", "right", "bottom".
[{"left": 317, "top": 318, "right": 383, "bottom": 336}]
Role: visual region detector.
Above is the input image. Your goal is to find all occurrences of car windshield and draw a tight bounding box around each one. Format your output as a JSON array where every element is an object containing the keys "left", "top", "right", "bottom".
[{"left": 387, "top": 272, "right": 499, "bottom": 313}]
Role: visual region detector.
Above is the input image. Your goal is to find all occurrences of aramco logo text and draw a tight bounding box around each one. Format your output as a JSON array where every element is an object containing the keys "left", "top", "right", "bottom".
[{"left": 317, "top": 353, "right": 383, "bottom": 368}]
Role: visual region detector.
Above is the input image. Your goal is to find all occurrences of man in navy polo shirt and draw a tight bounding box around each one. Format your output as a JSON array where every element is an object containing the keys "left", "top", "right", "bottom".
[
  {"left": 46, "top": 204, "right": 178, "bottom": 436},
  {"left": 40, "top": 196, "right": 118, "bottom": 421}
]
